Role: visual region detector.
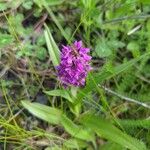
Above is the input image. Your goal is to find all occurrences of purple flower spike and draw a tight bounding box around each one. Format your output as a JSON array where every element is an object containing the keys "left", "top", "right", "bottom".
[{"left": 57, "top": 41, "right": 92, "bottom": 87}]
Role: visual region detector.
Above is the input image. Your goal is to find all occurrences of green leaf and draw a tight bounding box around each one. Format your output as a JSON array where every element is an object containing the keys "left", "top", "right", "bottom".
[
  {"left": 108, "top": 40, "right": 125, "bottom": 49},
  {"left": 139, "top": 0, "right": 150, "bottom": 4},
  {"left": 95, "top": 38, "right": 112, "bottom": 57},
  {"left": 95, "top": 39, "right": 125, "bottom": 58},
  {"left": 0, "top": 34, "right": 14, "bottom": 48},
  {"left": 113, "top": 3, "right": 135, "bottom": 18},
  {"left": 101, "top": 142, "right": 125, "bottom": 150},
  {"left": 127, "top": 42, "right": 140, "bottom": 51},
  {"left": 37, "top": 35, "right": 46, "bottom": 46},
  {"left": 0, "top": 2, "right": 8, "bottom": 11},
  {"left": 127, "top": 42, "right": 140, "bottom": 58},
  {"left": 8, "top": 13, "right": 30, "bottom": 37},
  {"left": 80, "top": 115, "right": 147, "bottom": 150},
  {"left": 64, "top": 139, "right": 79, "bottom": 149},
  {"left": 44, "top": 89, "right": 73, "bottom": 103},
  {"left": 64, "top": 139, "right": 87, "bottom": 149},
  {"left": 118, "top": 119, "right": 150, "bottom": 129},
  {"left": 22, "top": 101, "right": 94, "bottom": 142},
  {"left": 36, "top": 47, "right": 47, "bottom": 60},
  {"left": 44, "top": 24, "right": 60, "bottom": 66},
  {"left": 61, "top": 115, "right": 94, "bottom": 141},
  {"left": 22, "top": 0, "right": 33, "bottom": 10},
  {"left": 21, "top": 101, "right": 62, "bottom": 124}
]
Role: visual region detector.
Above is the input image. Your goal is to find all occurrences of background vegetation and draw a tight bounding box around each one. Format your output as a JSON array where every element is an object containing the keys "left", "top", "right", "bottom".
[{"left": 0, "top": 0, "right": 150, "bottom": 149}]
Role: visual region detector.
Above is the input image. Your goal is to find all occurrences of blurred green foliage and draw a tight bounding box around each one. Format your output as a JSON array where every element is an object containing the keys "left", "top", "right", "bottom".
[{"left": 0, "top": 0, "right": 150, "bottom": 149}]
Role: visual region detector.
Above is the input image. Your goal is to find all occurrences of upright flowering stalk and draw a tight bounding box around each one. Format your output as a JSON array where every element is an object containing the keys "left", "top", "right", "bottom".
[{"left": 56, "top": 41, "right": 92, "bottom": 87}]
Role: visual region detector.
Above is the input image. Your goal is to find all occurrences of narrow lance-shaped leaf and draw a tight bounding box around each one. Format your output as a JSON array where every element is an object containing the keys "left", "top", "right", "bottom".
[
  {"left": 80, "top": 114, "right": 147, "bottom": 150},
  {"left": 44, "top": 89, "right": 73, "bottom": 103},
  {"left": 22, "top": 101, "right": 94, "bottom": 142},
  {"left": 61, "top": 115, "right": 94, "bottom": 141},
  {"left": 44, "top": 24, "right": 60, "bottom": 66},
  {"left": 118, "top": 119, "right": 150, "bottom": 129},
  {"left": 21, "top": 100, "right": 62, "bottom": 124}
]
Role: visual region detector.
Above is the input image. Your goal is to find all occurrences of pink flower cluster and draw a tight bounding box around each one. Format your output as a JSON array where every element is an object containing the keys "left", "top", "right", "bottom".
[{"left": 57, "top": 41, "right": 92, "bottom": 87}]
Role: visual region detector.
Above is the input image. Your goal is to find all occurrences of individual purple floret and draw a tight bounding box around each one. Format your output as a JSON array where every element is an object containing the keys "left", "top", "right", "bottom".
[{"left": 56, "top": 41, "right": 92, "bottom": 87}]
